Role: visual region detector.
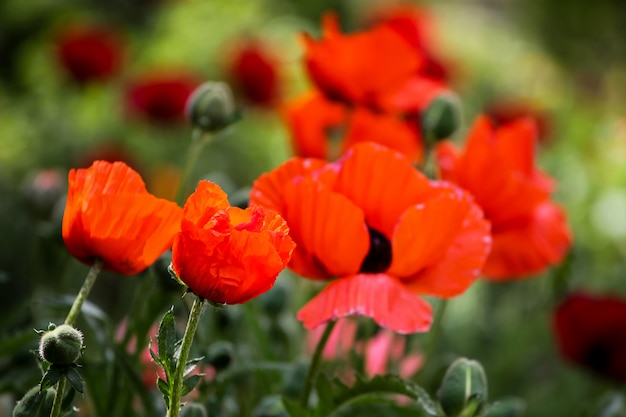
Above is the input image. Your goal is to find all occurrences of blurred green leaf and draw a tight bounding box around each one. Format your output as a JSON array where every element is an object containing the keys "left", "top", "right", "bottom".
[
  {"left": 158, "top": 306, "right": 178, "bottom": 377},
  {"left": 181, "top": 374, "right": 202, "bottom": 397}
]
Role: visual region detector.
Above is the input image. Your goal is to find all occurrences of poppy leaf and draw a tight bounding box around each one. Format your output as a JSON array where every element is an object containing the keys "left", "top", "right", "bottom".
[
  {"left": 180, "top": 374, "right": 202, "bottom": 396},
  {"left": 183, "top": 357, "right": 204, "bottom": 378},
  {"left": 157, "top": 306, "right": 178, "bottom": 375},
  {"left": 39, "top": 366, "right": 64, "bottom": 391},
  {"left": 157, "top": 377, "right": 169, "bottom": 398},
  {"left": 65, "top": 367, "right": 84, "bottom": 393},
  {"left": 281, "top": 397, "right": 310, "bottom": 417}
]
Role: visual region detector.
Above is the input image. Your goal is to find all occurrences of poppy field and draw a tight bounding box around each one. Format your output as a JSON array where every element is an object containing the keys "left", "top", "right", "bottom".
[{"left": 1, "top": 1, "right": 625, "bottom": 416}]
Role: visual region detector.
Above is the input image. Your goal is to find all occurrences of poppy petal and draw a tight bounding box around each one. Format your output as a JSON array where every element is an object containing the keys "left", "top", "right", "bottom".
[
  {"left": 250, "top": 157, "right": 331, "bottom": 213},
  {"left": 405, "top": 185, "right": 491, "bottom": 297},
  {"left": 282, "top": 178, "right": 369, "bottom": 278},
  {"left": 79, "top": 193, "right": 182, "bottom": 275},
  {"left": 342, "top": 107, "right": 424, "bottom": 163},
  {"left": 482, "top": 201, "right": 571, "bottom": 279},
  {"left": 298, "top": 273, "right": 432, "bottom": 334},
  {"left": 282, "top": 91, "right": 346, "bottom": 159},
  {"left": 389, "top": 185, "right": 474, "bottom": 278},
  {"left": 334, "top": 142, "right": 433, "bottom": 237}
]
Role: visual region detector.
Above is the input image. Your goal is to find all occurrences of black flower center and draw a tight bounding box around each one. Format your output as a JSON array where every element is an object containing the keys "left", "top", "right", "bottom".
[{"left": 359, "top": 227, "right": 392, "bottom": 274}]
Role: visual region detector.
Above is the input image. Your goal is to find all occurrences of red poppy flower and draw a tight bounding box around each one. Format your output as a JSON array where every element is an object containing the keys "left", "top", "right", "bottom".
[
  {"left": 226, "top": 39, "right": 281, "bottom": 107},
  {"left": 436, "top": 115, "right": 571, "bottom": 280},
  {"left": 554, "top": 292, "right": 626, "bottom": 382},
  {"left": 302, "top": 13, "right": 423, "bottom": 109},
  {"left": 369, "top": 5, "right": 450, "bottom": 82},
  {"left": 55, "top": 24, "right": 123, "bottom": 84},
  {"left": 171, "top": 180, "right": 295, "bottom": 304},
  {"left": 62, "top": 161, "right": 183, "bottom": 275},
  {"left": 125, "top": 71, "right": 200, "bottom": 124},
  {"left": 283, "top": 92, "right": 423, "bottom": 162},
  {"left": 250, "top": 142, "right": 491, "bottom": 333}
]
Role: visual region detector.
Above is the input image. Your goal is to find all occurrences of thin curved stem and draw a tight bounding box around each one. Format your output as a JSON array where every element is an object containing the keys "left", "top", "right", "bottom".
[
  {"left": 175, "top": 129, "right": 213, "bottom": 206},
  {"left": 426, "top": 299, "right": 449, "bottom": 360},
  {"left": 64, "top": 259, "right": 104, "bottom": 325},
  {"left": 300, "top": 320, "right": 337, "bottom": 407},
  {"left": 168, "top": 296, "right": 206, "bottom": 417},
  {"left": 49, "top": 376, "right": 66, "bottom": 417}
]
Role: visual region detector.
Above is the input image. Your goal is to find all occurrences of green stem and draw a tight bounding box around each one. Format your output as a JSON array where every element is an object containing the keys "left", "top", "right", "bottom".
[
  {"left": 300, "top": 320, "right": 337, "bottom": 407},
  {"left": 168, "top": 296, "right": 206, "bottom": 417},
  {"left": 175, "top": 129, "right": 213, "bottom": 206},
  {"left": 426, "top": 299, "right": 449, "bottom": 359},
  {"left": 49, "top": 376, "right": 66, "bottom": 417},
  {"left": 65, "top": 259, "right": 103, "bottom": 325}
]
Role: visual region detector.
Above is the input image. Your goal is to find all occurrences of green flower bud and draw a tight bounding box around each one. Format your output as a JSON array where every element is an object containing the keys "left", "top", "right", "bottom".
[
  {"left": 12, "top": 386, "right": 55, "bottom": 417},
  {"left": 421, "top": 94, "right": 461, "bottom": 142},
  {"left": 207, "top": 341, "right": 234, "bottom": 371},
  {"left": 186, "top": 81, "right": 238, "bottom": 133},
  {"left": 180, "top": 403, "right": 208, "bottom": 417},
  {"left": 39, "top": 324, "right": 83, "bottom": 365},
  {"left": 437, "top": 358, "right": 488, "bottom": 417}
]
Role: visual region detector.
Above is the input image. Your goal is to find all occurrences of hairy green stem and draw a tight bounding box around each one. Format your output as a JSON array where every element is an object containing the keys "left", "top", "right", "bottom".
[
  {"left": 168, "top": 296, "right": 206, "bottom": 417},
  {"left": 65, "top": 259, "right": 104, "bottom": 325},
  {"left": 300, "top": 320, "right": 337, "bottom": 407},
  {"left": 426, "top": 299, "right": 449, "bottom": 359},
  {"left": 49, "top": 376, "right": 66, "bottom": 417},
  {"left": 175, "top": 130, "right": 213, "bottom": 206}
]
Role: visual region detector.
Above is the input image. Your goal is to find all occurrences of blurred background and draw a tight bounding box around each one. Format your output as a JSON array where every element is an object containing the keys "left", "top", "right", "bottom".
[{"left": 1, "top": 0, "right": 626, "bottom": 416}]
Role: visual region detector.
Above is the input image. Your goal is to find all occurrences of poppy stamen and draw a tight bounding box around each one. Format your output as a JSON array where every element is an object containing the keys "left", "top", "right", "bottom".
[{"left": 359, "top": 227, "right": 392, "bottom": 274}]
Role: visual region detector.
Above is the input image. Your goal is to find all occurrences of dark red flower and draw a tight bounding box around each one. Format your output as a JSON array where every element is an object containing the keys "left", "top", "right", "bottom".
[
  {"left": 125, "top": 71, "right": 200, "bottom": 124},
  {"left": 171, "top": 180, "right": 295, "bottom": 304},
  {"left": 283, "top": 91, "right": 424, "bottom": 162},
  {"left": 554, "top": 292, "right": 626, "bottom": 382},
  {"left": 250, "top": 142, "right": 491, "bottom": 333},
  {"left": 226, "top": 39, "right": 281, "bottom": 107},
  {"left": 62, "top": 161, "right": 183, "bottom": 275},
  {"left": 55, "top": 24, "right": 123, "bottom": 84},
  {"left": 436, "top": 115, "right": 571, "bottom": 279}
]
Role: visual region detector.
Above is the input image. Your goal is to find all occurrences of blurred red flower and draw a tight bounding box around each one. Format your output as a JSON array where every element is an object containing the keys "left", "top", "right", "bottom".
[
  {"left": 554, "top": 292, "right": 626, "bottom": 382},
  {"left": 436, "top": 115, "right": 571, "bottom": 279},
  {"left": 367, "top": 5, "right": 450, "bottom": 82},
  {"left": 250, "top": 142, "right": 491, "bottom": 333},
  {"left": 283, "top": 91, "right": 423, "bottom": 162},
  {"left": 287, "top": 13, "right": 452, "bottom": 162},
  {"left": 62, "top": 161, "right": 183, "bottom": 275},
  {"left": 486, "top": 100, "right": 553, "bottom": 144},
  {"left": 303, "top": 13, "right": 444, "bottom": 112},
  {"left": 226, "top": 39, "right": 281, "bottom": 107},
  {"left": 55, "top": 24, "right": 123, "bottom": 84},
  {"left": 125, "top": 71, "right": 200, "bottom": 124},
  {"left": 171, "top": 180, "right": 295, "bottom": 304}
]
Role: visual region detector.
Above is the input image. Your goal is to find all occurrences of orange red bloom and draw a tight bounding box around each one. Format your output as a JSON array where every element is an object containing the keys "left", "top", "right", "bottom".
[
  {"left": 285, "top": 13, "right": 452, "bottom": 162},
  {"left": 62, "top": 161, "right": 182, "bottom": 275},
  {"left": 251, "top": 142, "right": 491, "bottom": 333},
  {"left": 171, "top": 180, "right": 295, "bottom": 304},
  {"left": 554, "top": 292, "right": 626, "bottom": 382},
  {"left": 436, "top": 115, "right": 571, "bottom": 279}
]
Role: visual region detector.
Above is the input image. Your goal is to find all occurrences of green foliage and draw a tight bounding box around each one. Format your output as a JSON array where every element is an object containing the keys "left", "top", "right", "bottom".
[{"left": 12, "top": 386, "right": 55, "bottom": 417}]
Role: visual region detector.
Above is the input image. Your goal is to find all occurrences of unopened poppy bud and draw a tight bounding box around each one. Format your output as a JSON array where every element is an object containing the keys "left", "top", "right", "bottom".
[
  {"left": 421, "top": 95, "right": 461, "bottom": 142},
  {"left": 38, "top": 324, "right": 84, "bottom": 365},
  {"left": 437, "top": 358, "right": 488, "bottom": 417},
  {"left": 186, "top": 81, "right": 237, "bottom": 132},
  {"left": 180, "top": 403, "right": 208, "bottom": 417},
  {"left": 12, "top": 386, "right": 56, "bottom": 417},
  {"left": 207, "top": 341, "right": 234, "bottom": 370}
]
